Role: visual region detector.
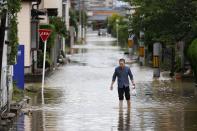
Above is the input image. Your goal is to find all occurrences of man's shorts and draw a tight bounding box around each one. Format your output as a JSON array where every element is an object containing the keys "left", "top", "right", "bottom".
[{"left": 118, "top": 86, "right": 130, "bottom": 100}]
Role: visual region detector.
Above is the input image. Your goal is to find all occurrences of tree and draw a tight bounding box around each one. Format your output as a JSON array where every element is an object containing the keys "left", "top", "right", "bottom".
[
  {"left": 130, "top": 0, "right": 197, "bottom": 46},
  {"left": 7, "top": 0, "right": 21, "bottom": 64},
  {"left": 107, "top": 13, "right": 123, "bottom": 36},
  {"left": 188, "top": 39, "right": 197, "bottom": 82},
  {"left": 49, "top": 17, "right": 67, "bottom": 38},
  {"left": 69, "top": 8, "right": 78, "bottom": 34},
  {"left": 107, "top": 13, "right": 128, "bottom": 46},
  {"left": 69, "top": 8, "right": 88, "bottom": 35}
]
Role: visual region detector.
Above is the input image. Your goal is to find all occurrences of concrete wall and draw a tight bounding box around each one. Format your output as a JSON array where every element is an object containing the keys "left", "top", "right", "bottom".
[
  {"left": 43, "top": 0, "right": 59, "bottom": 9},
  {"left": 43, "top": 0, "right": 62, "bottom": 17},
  {"left": 40, "top": 0, "right": 63, "bottom": 24},
  {"left": 62, "top": 0, "right": 70, "bottom": 30},
  {"left": 18, "top": 2, "right": 32, "bottom": 74},
  {"left": 65, "top": 0, "right": 70, "bottom": 30},
  {"left": 70, "top": 26, "right": 75, "bottom": 48},
  {"left": 59, "top": 0, "right": 63, "bottom": 17},
  {"left": 105, "top": 0, "right": 113, "bottom": 7},
  {"left": 62, "top": 0, "right": 71, "bottom": 52},
  {"left": 0, "top": 40, "right": 8, "bottom": 109}
]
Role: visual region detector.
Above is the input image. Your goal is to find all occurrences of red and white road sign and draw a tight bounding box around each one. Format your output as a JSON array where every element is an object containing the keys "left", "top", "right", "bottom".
[
  {"left": 39, "top": 29, "right": 52, "bottom": 42},
  {"left": 39, "top": 29, "right": 52, "bottom": 105}
]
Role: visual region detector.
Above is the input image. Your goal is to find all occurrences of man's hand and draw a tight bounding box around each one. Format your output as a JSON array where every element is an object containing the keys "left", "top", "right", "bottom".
[
  {"left": 131, "top": 80, "right": 135, "bottom": 87},
  {"left": 110, "top": 85, "right": 113, "bottom": 91},
  {"left": 131, "top": 81, "right": 135, "bottom": 89},
  {"left": 110, "top": 81, "right": 115, "bottom": 91}
]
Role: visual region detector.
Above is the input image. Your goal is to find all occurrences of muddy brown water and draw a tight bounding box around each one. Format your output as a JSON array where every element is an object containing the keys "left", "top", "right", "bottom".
[{"left": 9, "top": 32, "right": 197, "bottom": 131}]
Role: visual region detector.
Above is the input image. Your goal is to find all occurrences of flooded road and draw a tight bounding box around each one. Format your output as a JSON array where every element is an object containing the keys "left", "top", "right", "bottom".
[{"left": 11, "top": 31, "right": 197, "bottom": 131}]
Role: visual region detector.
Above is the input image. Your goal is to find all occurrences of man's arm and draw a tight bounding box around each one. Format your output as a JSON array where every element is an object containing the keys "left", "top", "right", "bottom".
[
  {"left": 110, "top": 69, "right": 117, "bottom": 90},
  {"left": 128, "top": 68, "right": 135, "bottom": 87},
  {"left": 110, "top": 81, "right": 115, "bottom": 90}
]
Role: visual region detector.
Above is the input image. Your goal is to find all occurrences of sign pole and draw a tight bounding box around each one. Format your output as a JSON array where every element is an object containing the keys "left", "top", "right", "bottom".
[
  {"left": 41, "top": 40, "right": 47, "bottom": 105},
  {"left": 38, "top": 29, "right": 51, "bottom": 131},
  {"left": 38, "top": 29, "right": 52, "bottom": 105}
]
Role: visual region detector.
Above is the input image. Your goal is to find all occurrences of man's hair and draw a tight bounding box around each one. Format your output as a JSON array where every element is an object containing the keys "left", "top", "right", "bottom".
[{"left": 119, "top": 58, "right": 125, "bottom": 63}]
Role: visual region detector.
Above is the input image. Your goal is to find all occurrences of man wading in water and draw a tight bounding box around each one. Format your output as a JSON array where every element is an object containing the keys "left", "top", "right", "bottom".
[{"left": 110, "top": 58, "right": 135, "bottom": 108}]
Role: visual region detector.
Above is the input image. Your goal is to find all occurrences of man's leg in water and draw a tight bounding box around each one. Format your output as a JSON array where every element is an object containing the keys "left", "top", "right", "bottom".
[
  {"left": 119, "top": 100, "right": 123, "bottom": 109},
  {"left": 127, "top": 100, "right": 131, "bottom": 108},
  {"left": 125, "top": 87, "right": 131, "bottom": 108},
  {"left": 118, "top": 88, "right": 124, "bottom": 109}
]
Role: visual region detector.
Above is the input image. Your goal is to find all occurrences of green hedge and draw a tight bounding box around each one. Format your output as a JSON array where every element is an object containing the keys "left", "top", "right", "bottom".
[
  {"left": 107, "top": 14, "right": 128, "bottom": 47},
  {"left": 188, "top": 39, "right": 197, "bottom": 80},
  {"left": 49, "top": 17, "right": 67, "bottom": 38},
  {"left": 7, "top": 0, "right": 21, "bottom": 65}
]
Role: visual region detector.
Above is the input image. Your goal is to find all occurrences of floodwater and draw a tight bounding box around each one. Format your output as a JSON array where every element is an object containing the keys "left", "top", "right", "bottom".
[{"left": 10, "top": 31, "right": 197, "bottom": 131}]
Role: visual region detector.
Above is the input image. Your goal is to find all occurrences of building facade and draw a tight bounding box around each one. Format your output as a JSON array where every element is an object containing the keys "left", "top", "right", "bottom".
[
  {"left": 17, "top": 0, "right": 71, "bottom": 74},
  {"left": 105, "top": 0, "right": 113, "bottom": 7},
  {"left": 80, "top": 0, "right": 114, "bottom": 9},
  {"left": 18, "top": 1, "right": 32, "bottom": 74}
]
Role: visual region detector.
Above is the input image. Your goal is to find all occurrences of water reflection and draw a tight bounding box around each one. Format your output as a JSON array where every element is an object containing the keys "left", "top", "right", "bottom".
[
  {"left": 118, "top": 108, "right": 131, "bottom": 131},
  {"left": 70, "top": 48, "right": 88, "bottom": 55},
  {"left": 16, "top": 113, "right": 25, "bottom": 131},
  {"left": 31, "top": 111, "right": 44, "bottom": 131}
]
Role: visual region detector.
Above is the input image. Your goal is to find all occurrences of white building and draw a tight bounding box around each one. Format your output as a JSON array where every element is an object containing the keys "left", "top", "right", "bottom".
[
  {"left": 63, "top": 0, "right": 71, "bottom": 30},
  {"left": 105, "top": 0, "right": 113, "bottom": 7},
  {"left": 17, "top": 0, "right": 71, "bottom": 74},
  {"left": 39, "top": 0, "right": 62, "bottom": 23},
  {"left": 40, "top": 0, "right": 70, "bottom": 66},
  {"left": 17, "top": 1, "right": 33, "bottom": 74},
  {"left": 84, "top": 0, "right": 113, "bottom": 9}
]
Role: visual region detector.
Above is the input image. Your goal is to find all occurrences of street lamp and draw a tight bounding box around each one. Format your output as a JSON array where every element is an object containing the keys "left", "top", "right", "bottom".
[{"left": 116, "top": 19, "right": 119, "bottom": 45}]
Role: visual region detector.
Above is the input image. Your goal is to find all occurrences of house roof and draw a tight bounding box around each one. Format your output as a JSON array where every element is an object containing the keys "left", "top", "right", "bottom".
[
  {"left": 88, "top": 7, "right": 113, "bottom": 11},
  {"left": 88, "top": 15, "right": 108, "bottom": 21}
]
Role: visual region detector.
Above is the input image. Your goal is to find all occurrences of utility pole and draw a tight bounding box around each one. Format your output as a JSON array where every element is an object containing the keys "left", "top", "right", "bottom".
[
  {"left": 79, "top": 0, "right": 82, "bottom": 42},
  {"left": 0, "top": 2, "right": 13, "bottom": 114},
  {"left": 139, "top": 31, "right": 145, "bottom": 66},
  {"left": 153, "top": 42, "right": 161, "bottom": 77},
  {"left": 31, "top": 1, "right": 43, "bottom": 74},
  {"left": 116, "top": 19, "right": 119, "bottom": 45},
  {"left": 82, "top": 0, "right": 85, "bottom": 42},
  {"left": 0, "top": 8, "right": 8, "bottom": 114}
]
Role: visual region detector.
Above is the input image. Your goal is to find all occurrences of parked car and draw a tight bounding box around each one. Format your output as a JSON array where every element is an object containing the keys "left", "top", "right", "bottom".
[{"left": 98, "top": 29, "right": 107, "bottom": 36}]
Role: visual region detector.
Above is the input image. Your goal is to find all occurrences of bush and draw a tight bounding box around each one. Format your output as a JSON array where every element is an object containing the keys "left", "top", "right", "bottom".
[
  {"left": 37, "top": 50, "right": 51, "bottom": 68},
  {"left": 188, "top": 39, "right": 197, "bottom": 81},
  {"left": 49, "top": 17, "right": 67, "bottom": 38},
  {"left": 118, "top": 24, "right": 128, "bottom": 48},
  {"left": 107, "top": 14, "right": 129, "bottom": 46}
]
